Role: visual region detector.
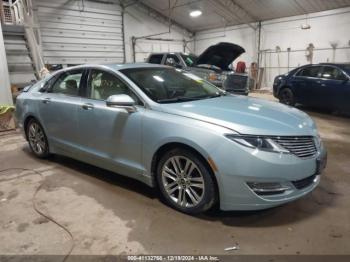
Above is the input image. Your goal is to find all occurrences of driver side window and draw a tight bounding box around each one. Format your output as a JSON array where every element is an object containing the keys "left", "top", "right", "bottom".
[{"left": 88, "top": 69, "right": 140, "bottom": 103}]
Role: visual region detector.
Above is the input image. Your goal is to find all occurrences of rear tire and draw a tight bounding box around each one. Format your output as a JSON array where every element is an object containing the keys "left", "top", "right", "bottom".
[
  {"left": 279, "top": 88, "right": 295, "bottom": 106},
  {"left": 156, "top": 148, "right": 217, "bottom": 214},
  {"left": 26, "top": 119, "right": 50, "bottom": 158}
]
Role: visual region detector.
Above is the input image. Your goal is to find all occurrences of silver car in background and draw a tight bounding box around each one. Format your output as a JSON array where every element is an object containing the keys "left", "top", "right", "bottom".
[
  {"left": 16, "top": 64, "right": 327, "bottom": 214},
  {"left": 147, "top": 42, "right": 250, "bottom": 95}
]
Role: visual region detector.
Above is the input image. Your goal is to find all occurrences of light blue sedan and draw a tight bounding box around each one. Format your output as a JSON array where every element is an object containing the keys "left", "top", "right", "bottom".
[{"left": 16, "top": 64, "right": 327, "bottom": 214}]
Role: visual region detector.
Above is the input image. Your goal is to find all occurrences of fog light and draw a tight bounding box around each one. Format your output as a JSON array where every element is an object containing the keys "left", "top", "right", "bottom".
[{"left": 247, "top": 182, "right": 290, "bottom": 195}]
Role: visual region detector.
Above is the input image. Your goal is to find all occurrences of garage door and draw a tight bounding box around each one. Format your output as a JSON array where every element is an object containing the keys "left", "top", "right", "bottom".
[
  {"left": 36, "top": 0, "right": 124, "bottom": 65},
  {"left": 134, "top": 39, "right": 185, "bottom": 62}
]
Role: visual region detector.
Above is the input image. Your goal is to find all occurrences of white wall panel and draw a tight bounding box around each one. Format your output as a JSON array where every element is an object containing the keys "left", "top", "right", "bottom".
[
  {"left": 36, "top": 0, "right": 124, "bottom": 65},
  {"left": 260, "top": 7, "right": 350, "bottom": 88},
  {"left": 124, "top": 4, "right": 194, "bottom": 63},
  {"left": 195, "top": 25, "right": 257, "bottom": 68},
  {"left": 195, "top": 7, "right": 350, "bottom": 89}
]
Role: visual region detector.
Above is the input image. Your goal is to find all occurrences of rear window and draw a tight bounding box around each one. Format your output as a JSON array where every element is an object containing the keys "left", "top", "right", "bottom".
[
  {"left": 322, "top": 66, "right": 348, "bottom": 81},
  {"left": 148, "top": 54, "right": 164, "bottom": 64}
]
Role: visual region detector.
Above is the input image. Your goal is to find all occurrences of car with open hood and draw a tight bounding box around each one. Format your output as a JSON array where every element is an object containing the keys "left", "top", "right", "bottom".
[
  {"left": 146, "top": 42, "right": 250, "bottom": 95},
  {"left": 16, "top": 63, "right": 327, "bottom": 214}
]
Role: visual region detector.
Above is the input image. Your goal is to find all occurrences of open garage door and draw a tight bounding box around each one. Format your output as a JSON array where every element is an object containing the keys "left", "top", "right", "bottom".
[{"left": 36, "top": 0, "right": 124, "bottom": 65}]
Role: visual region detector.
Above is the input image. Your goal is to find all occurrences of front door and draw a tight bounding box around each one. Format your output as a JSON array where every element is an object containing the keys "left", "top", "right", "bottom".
[
  {"left": 38, "top": 69, "right": 85, "bottom": 155},
  {"left": 292, "top": 65, "right": 322, "bottom": 106},
  {"left": 77, "top": 68, "right": 145, "bottom": 177}
]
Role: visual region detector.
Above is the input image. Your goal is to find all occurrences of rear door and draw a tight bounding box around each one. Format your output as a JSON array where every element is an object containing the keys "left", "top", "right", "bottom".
[
  {"left": 291, "top": 65, "right": 322, "bottom": 106},
  {"left": 38, "top": 69, "right": 86, "bottom": 154},
  {"left": 76, "top": 68, "right": 145, "bottom": 177},
  {"left": 319, "top": 66, "right": 350, "bottom": 110}
]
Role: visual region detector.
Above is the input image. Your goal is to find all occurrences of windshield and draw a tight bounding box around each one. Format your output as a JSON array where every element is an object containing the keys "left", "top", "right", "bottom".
[
  {"left": 181, "top": 54, "right": 198, "bottom": 67},
  {"left": 120, "top": 68, "right": 223, "bottom": 103}
]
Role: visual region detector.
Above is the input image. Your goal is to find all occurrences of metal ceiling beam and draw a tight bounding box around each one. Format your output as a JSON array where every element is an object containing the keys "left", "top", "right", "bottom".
[
  {"left": 130, "top": 0, "right": 194, "bottom": 35},
  {"left": 215, "top": 0, "right": 258, "bottom": 30},
  {"left": 158, "top": 0, "right": 204, "bottom": 11},
  {"left": 208, "top": 0, "right": 242, "bottom": 26}
]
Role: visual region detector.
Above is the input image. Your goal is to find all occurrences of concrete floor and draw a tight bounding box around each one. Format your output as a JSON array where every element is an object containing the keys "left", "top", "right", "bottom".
[{"left": 0, "top": 92, "right": 349, "bottom": 256}]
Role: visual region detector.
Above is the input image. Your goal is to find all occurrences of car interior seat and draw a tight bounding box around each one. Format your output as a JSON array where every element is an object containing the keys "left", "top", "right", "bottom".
[
  {"left": 65, "top": 79, "right": 78, "bottom": 95},
  {"left": 92, "top": 72, "right": 127, "bottom": 100}
]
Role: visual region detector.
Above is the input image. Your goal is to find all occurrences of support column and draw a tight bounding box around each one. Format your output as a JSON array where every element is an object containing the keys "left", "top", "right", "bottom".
[{"left": 0, "top": 22, "right": 13, "bottom": 106}]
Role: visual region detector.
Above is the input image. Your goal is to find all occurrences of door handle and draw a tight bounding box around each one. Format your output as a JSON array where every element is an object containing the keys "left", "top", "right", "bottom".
[
  {"left": 42, "top": 98, "right": 51, "bottom": 104},
  {"left": 81, "top": 103, "right": 94, "bottom": 110}
]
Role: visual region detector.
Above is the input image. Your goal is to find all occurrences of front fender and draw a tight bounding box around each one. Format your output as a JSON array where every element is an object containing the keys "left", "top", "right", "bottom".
[{"left": 142, "top": 109, "right": 232, "bottom": 187}]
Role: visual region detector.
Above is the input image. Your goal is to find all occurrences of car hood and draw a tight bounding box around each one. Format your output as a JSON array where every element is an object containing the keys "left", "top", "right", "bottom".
[
  {"left": 159, "top": 96, "right": 317, "bottom": 136},
  {"left": 195, "top": 42, "right": 245, "bottom": 71}
]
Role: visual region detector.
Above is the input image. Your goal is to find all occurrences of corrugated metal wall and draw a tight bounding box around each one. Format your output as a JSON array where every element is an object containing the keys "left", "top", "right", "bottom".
[{"left": 35, "top": 0, "right": 124, "bottom": 65}]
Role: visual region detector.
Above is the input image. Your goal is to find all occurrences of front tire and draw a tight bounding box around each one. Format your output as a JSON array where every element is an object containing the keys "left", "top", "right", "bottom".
[
  {"left": 279, "top": 88, "right": 295, "bottom": 106},
  {"left": 156, "top": 148, "right": 217, "bottom": 214},
  {"left": 26, "top": 119, "right": 50, "bottom": 158}
]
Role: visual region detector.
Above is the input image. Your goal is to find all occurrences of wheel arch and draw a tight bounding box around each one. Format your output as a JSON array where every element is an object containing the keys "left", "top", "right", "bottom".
[
  {"left": 278, "top": 85, "right": 293, "bottom": 97},
  {"left": 23, "top": 115, "right": 47, "bottom": 142},
  {"left": 23, "top": 115, "right": 38, "bottom": 141},
  {"left": 150, "top": 142, "right": 220, "bottom": 202}
]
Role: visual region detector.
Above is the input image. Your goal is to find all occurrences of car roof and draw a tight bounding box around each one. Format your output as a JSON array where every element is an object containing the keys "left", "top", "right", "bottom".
[
  {"left": 149, "top": 52, "right": 182, "bottom": 55},
  {"left": 104, "top": 63, "right": 169, "bottom": 71},
  {"left": 58, "top": 63, "right": 169, "bottom": 72},
  {"left": 319, "top": 62, "right": 350, "bottom": 66},
  {"left": 296, "top": 63, "right": 348, "bottom": 69}
]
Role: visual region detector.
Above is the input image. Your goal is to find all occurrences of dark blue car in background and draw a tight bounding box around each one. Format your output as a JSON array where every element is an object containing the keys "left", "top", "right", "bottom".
[{"left": 273, "top": 63, "right": 350, "bottom": 112}]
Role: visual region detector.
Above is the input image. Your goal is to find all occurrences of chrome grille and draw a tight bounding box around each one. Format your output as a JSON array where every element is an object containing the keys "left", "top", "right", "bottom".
[
  {"left": 271, "top": 136, "right": 317, "bottom": 158},
  {"left": 223, "top": 74, "right": 248, "bottom": 91}
]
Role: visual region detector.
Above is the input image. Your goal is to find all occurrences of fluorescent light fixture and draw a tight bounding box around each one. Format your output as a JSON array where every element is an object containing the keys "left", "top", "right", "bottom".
[{"left": 190, "top": 10, "right": 202, "bottom": 17}]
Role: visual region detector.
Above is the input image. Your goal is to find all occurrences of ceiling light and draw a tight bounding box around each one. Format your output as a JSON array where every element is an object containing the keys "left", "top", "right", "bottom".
[
  {"left": 301, "top": 23, "right": 311, "bottom": 30},
  {"left": 189, "top": 10, "right": 202, "bottom": 17}
]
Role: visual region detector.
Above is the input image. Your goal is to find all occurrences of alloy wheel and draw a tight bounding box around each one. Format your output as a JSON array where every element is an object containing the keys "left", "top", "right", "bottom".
[
  {"left": 161, "top": 156, "right": 205, "bottom": 208},
  {"left": 28, "top": 122, "right": 47, "bottom": 155},
  {"left": 280, "top": 89, "right": 293, "bottom": 105}
]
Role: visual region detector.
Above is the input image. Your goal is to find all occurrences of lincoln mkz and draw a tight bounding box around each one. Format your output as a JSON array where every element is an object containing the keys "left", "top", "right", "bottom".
[{"left": 16, "top": 64, "right": 327, "bottom": 214}]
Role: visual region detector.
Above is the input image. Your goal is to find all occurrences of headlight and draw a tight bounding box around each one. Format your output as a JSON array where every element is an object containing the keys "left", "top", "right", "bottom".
[
  {"left": 315, "top": 133, "right": 323, "bottom": 149},
  {"left": 225, "top": 134, "right": 290, "bottom": 153}
]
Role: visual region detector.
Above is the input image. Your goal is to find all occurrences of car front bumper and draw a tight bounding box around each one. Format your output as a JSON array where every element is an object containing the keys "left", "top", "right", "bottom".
[{"left": 210, "top": 140, "right": 327, "bottom": 211}]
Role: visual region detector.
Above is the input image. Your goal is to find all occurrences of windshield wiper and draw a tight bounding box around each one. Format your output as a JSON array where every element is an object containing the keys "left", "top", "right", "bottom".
[
  {"left": 157, "top": 93, "right": 225, "bottom": 103},
  {"left": 157, "top": 96, "right": 200, "bottom": 103}
]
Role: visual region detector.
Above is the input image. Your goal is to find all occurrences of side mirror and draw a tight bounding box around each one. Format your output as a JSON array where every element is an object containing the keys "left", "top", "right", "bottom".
[
  {"left": 174, "top": 63, "right": 183, "bottom": 69},
  {"left": 106, "top": 94, "right": 136, "bottom": 113}
]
